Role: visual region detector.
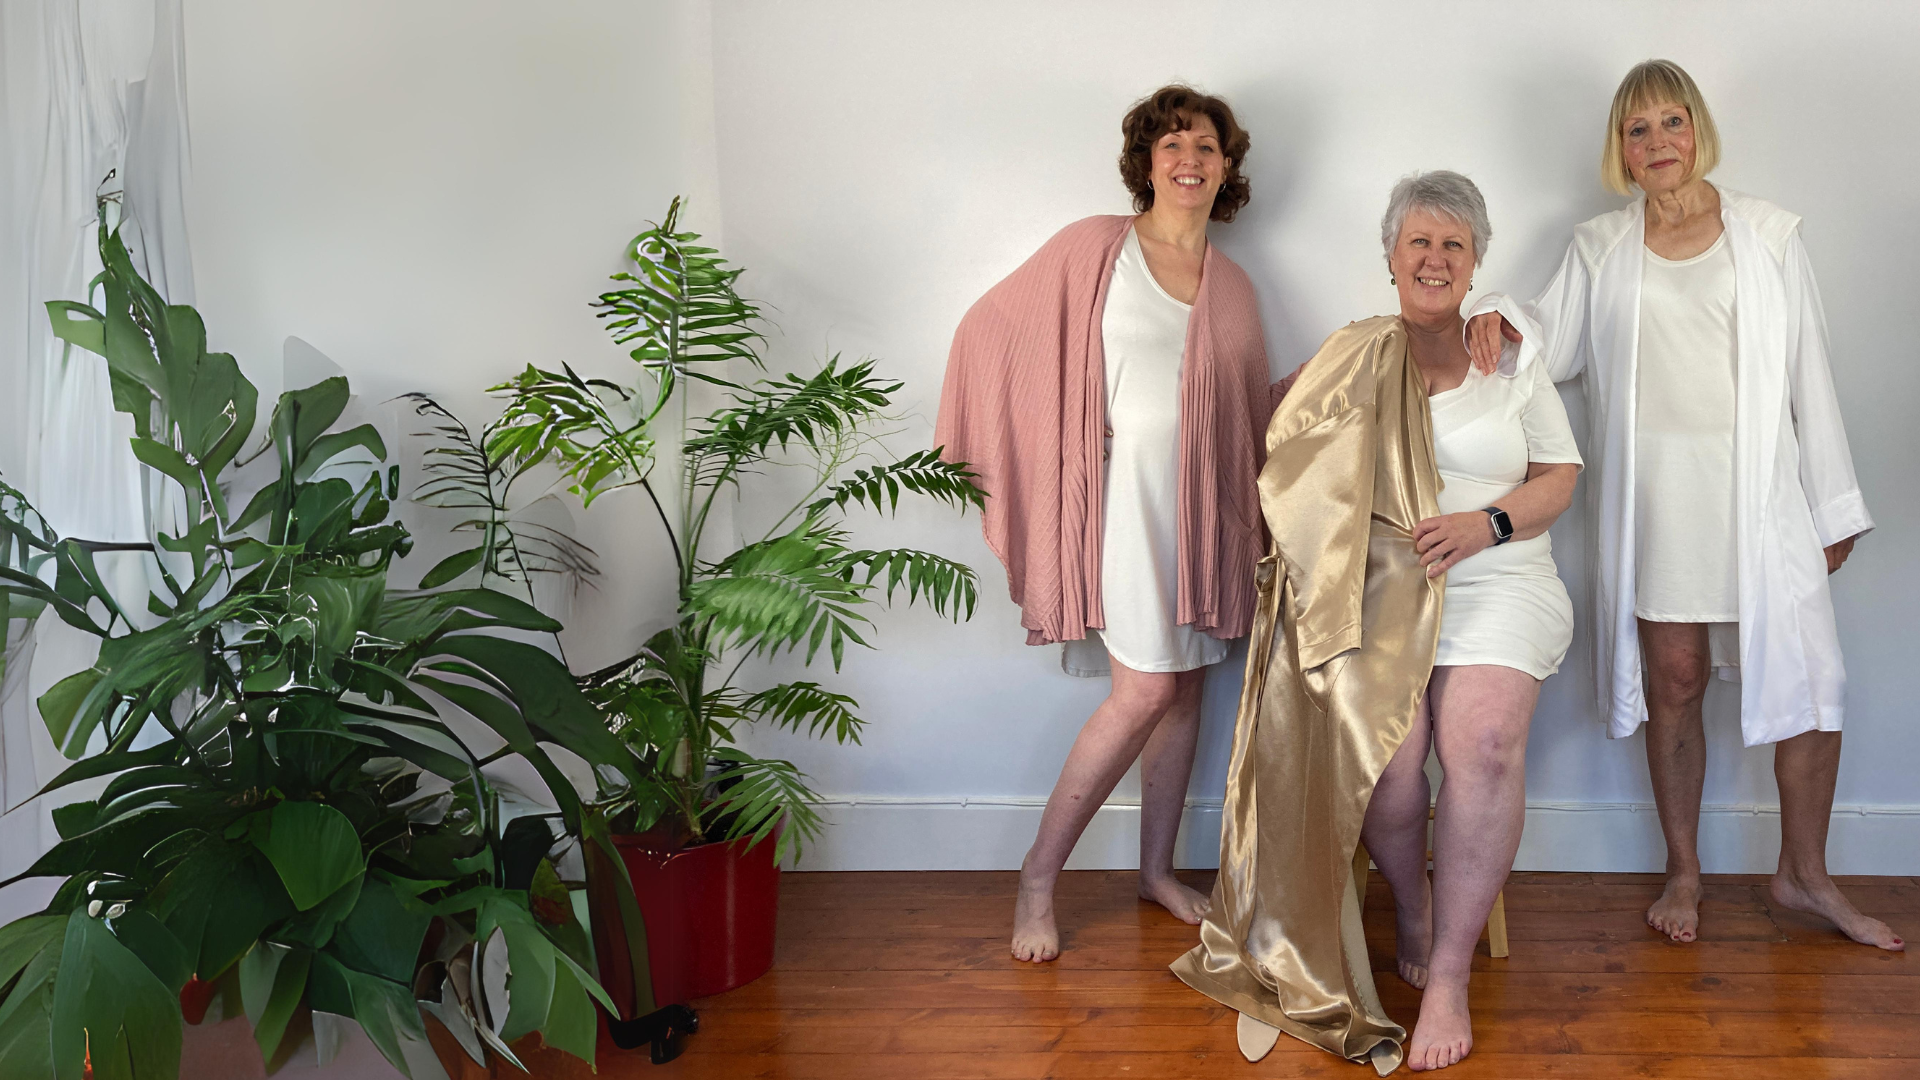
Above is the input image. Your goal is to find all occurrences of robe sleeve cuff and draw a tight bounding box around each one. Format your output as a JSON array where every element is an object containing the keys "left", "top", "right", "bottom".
[{"left": 1809, "top": 490, "right": 1874, "bottom": 548}]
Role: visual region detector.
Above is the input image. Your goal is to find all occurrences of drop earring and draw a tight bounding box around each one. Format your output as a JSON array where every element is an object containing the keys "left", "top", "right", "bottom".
[{"left": 1389, "top": 276, "right": 1396, "bottom": 285}]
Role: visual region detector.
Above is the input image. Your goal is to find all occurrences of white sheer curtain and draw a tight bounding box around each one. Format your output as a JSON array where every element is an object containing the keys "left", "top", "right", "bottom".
[{"left": 0, "top": 0, "right": 193, "bottom": 918}]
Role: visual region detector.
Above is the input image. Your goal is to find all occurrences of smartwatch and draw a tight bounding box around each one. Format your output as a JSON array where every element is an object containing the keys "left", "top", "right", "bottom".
[{"left": 1484, "top": 506, "right": 1514, "bottom": 546}]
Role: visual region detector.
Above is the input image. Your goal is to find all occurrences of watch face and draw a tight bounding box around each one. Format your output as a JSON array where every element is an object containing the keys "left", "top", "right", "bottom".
[{"left": 1490, "top": 509, "right": 1513, "bottom": 539}]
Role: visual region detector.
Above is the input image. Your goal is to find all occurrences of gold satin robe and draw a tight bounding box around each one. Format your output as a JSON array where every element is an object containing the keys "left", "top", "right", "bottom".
[{"left": 1170, "top": 316, "right": 1442, "bottom": 1074}]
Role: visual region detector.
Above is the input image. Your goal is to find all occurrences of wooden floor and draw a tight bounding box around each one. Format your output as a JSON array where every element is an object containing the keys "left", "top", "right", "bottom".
[{"left": 478, "top": 869, "right": 1917, "bottom": 1078}]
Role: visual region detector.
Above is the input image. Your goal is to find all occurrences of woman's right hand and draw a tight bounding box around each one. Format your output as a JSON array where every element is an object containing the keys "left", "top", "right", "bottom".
[{"left": 1466, "top": 311, "right": 1521, "bottom": 375}]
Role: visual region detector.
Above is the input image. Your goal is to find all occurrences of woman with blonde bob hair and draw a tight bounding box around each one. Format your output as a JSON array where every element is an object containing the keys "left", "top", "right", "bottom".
[{"left": 1468, "top": 60, "right": 1900, "bottom": 952}]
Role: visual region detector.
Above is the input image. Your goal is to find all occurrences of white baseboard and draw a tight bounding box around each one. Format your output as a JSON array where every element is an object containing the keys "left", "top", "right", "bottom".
[{"left": 789, "top": 796, "right": 1920, "bottom": 876}]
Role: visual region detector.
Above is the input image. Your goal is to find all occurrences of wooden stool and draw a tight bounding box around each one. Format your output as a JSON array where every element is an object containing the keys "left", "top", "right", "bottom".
[{"left": 1351, "top": 809, "right": 1509, "bottom": 959}]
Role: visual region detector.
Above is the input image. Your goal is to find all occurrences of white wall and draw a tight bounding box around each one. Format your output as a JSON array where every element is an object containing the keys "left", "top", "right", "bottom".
[
  {"left": 183, "top": 0, "right": 720, "bottom": 672},
  {"left": 168, "top": 1, "right": 1918, "bottom": 876},
  {"left": 708, "top": 0, "right": 1920, "bottom": 873}
]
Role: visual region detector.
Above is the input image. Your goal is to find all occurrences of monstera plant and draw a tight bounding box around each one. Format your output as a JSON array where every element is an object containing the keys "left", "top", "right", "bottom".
[{"left": 0, "top": 209, "right": 655, "bottom": 1079}]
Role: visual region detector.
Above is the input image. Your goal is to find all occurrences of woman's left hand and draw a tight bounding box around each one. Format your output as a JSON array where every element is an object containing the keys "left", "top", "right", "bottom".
[
  {"left": 1414, "top": 512, "right": 1495, "bottom": 578},
  {"left": 1825, "top": 535, "right": 1857, "bottom": 574}
]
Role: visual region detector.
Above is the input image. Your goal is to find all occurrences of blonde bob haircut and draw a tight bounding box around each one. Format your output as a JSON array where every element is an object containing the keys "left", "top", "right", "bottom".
[{"left": 1601, "top": 60, "right": 1721, "bottom": 196}]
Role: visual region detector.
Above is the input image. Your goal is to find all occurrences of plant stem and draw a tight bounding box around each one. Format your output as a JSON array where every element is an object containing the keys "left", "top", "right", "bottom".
[{"left": 639, "top": 479, "right": 682, "bottom": 579}]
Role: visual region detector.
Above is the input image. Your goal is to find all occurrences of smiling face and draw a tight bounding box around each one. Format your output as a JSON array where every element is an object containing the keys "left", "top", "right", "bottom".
[
  {"left": 1147, "top": 115, "right": 1226, "bottom": 216},
  {"left": 1390, "top": 206, "right": 1477, "bottom": 323},
  {"left": 1620, "top": 99, "right": 1697, "bottom": 195}
]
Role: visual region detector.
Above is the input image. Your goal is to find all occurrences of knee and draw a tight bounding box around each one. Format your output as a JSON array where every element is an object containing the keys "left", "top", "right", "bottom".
[
  {"left": 1114, "top": 676, "right": 1178, "bottom": 724},
  {"left": 1646, "top": 662, "right": 1710, "bottom": 712},
  {"left": 1440, "top": 726, "right": 1527, "bottom": 785}
]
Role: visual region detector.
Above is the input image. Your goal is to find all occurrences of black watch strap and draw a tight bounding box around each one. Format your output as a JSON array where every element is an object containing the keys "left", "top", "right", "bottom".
[{"left": 1485, "top": 506, "right": 1514, "bottom": 545}]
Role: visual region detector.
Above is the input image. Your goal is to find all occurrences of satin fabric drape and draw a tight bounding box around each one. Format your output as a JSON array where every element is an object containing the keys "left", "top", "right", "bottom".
[{"left": 1171, "top": 316, "right": 1443, "bottom": 1075}]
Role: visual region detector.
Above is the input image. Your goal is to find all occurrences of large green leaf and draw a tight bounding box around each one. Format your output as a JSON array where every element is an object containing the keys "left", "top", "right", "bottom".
[
  {"left": 0, "top": 917, "right": 65, "bottom": 1080},
  {"left": 43, "top": 301, "right": 106, "bottom": 357},
  {"left": 272, "top": 378, "right": 351, "bottom": 476},
  {"left": 276, "top": 873, "right": 364, "bottom": 950},
  {"left": 540, "top": 956, "right": 596, "bottom": 1063},
  {"left": 417, "top": 546, "right": 484, "bottom": 590},
  {"left": 238, "top": 941, "right": 310, "bottom": 1062},
  {"left": 425, "top": 636, "right": 630, "bottom": 771},
  {"left": 49, "top": 910, "right": 182, "bottom": 1080},
  {"left": 311, "top": 953, "right": 437, "bottom": 1079},
  {"left": 297, "top": 423, "right": 387, "bottom": 482},
  {"left": 194, "top": 851, "right": 298, "bottom": 979},
  {"left": 256, "top": 802, "right": 365, "bottom": 911},
  {"left": 327, "top": 875, "right": 431, "bottom": 984},
  {"left": 105, "top": 911, "right": 191, "bottom": 994},
  {"left": 375, "top": 588, "right": 560, "bottom": 645}
]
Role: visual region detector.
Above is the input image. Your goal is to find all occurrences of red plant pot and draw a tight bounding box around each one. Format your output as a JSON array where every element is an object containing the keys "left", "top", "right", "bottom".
[{"left": 607, "top": 832, "right": 780, "bottom": 1006}]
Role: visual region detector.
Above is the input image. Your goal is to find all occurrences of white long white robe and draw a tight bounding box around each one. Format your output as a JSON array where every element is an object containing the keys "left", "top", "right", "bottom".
[{"left": 1473, "top": 187, "right": 1873, "bottom": 747}]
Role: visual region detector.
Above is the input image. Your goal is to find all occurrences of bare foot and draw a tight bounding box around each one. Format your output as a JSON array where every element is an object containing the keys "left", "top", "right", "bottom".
[
  {"left": 1010, "top": 862, "right": 1060, "bottom": 963},
  {"left": 1770, "top": 871, "right": 1906, "bottom": 951},
  {"left": 1405, "top": 976, "right": 1472, "bottom": 1071},
  {"left": 1139, "top": 872, "right": 1211, "bottom": 925},
  {"left": 1647, "top": 873, "right": 1701, "bottom": 943},
  {"left": 1394, "top": 876, "right": 1433, "bottom": 989}
]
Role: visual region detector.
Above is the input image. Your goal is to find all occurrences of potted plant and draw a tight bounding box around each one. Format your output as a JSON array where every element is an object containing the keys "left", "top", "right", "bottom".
[
  {"left": 431, "top": 199, "right": 987, "bottom": 1018},
  {"left": 0, "top": 207, "right": 658, "bottom": 1079}
]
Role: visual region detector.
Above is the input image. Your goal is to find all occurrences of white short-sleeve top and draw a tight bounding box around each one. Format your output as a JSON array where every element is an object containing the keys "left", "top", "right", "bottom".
[{"left": 1428, "top": 359, "right": 1584, "bottom": 678}]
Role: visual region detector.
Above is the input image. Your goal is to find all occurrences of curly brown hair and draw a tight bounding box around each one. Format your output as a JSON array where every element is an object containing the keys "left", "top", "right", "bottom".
[{"left": 1118, "top": 85, "right": 1251, "bottom": 222}]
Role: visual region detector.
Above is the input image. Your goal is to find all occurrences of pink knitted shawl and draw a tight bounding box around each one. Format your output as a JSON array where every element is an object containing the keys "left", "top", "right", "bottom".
[{"left": 935, "top": 215, "right": 1274, "bottom": 647}]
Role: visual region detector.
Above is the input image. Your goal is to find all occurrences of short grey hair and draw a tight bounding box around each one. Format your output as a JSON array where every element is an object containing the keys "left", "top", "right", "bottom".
[{"left": 1380, "top": 170, "right": 1490, "bottom": 266}]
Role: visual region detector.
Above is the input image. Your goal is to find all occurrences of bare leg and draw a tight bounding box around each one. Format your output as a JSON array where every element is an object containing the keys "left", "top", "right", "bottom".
[
  {"left": 1362, "top": 690, "right": 1435, "bottom": 988},
  {"left": 1408, "top": 665, "right": 1539, "bottom": 1073},
  {"left": 1769, "top": 731, "right": 1905, "bottom": 950},
  {"left": 1137, "top": 668, "right": 1212, "bottom": 923},
  {"left": 1639, "top": 620, "right": 1710, "bottom": 943},
  {"left": 1012, "top": 659, "right": 1180, "bottom": 962}
]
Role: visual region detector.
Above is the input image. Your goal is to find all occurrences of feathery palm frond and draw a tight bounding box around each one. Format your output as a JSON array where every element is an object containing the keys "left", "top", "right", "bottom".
[
  {"left": 403, "top": 394, "right": 598, "bottom": 592},
  {"left": 485, "top": 364, "right": 653, "bottom": 508},
  {"left": 687, "top": 523, "right": 871, "bottom": 669},
  {"left": 703, "top": 749, "right": 822, "bottom": 865},
  {"left": 806, "top": 448, "right": 985, "bottom": 516},
  {"left": 592, "top": 197, "right": 764, "bottom": 420},
  {"left": 836, "top": 547, "right": 979, "bottom": 622}
]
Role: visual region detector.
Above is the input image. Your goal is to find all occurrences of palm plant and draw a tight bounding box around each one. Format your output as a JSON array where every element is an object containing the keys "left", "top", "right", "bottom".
[
  {"left": 0, "top": 208, "right": 656, "bottom": 1080},
  {"left": 472, "top": 198, "right": 987, "bottom": 862}
]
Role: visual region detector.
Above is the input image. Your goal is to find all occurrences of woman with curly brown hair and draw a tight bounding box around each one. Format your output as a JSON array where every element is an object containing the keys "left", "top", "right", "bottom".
[{"left": 937, "top": 84, "right": 1283, "bottom": 963}]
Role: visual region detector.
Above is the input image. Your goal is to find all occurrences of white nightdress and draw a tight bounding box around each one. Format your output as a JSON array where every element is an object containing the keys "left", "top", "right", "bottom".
[
  {"left": 1062, "top": 228, "right": 1229, "bottom": 678},
  {"left": 1430, "top": 360, "right": 1583, "bottom": 679},
  {"left": 1634, "top": 233, "right": 1740, "bottom": 624}
]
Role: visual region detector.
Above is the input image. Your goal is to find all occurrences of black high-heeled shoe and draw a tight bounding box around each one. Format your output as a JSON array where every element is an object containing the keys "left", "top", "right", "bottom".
[{"left": 608, "top": 1003, "right": 700, "bottom": 1064}]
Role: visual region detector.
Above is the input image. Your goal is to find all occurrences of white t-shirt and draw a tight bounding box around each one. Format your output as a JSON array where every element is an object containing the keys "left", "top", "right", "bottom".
[
  {"left": 1635, "top": 232, "right": 1739, "bottom": 622},
  {"left": 1428, "top": 359, "right": 1583, "bottom": 678}
]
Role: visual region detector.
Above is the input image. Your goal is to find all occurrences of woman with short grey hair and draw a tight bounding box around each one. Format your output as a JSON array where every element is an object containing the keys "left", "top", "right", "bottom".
[
  {"left": 1365, "top": 170, "right": 1583, "bottom": 1071},
  {"left": 1177, "top": 171, "right": 1581, "bottom": 1073}
]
